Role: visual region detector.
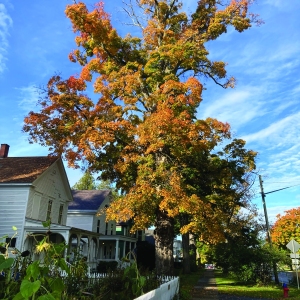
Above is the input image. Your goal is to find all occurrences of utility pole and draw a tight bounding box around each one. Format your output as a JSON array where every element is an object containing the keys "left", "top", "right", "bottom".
[{"left": 259, "top": 175, "right": 279, "bottom": 284}]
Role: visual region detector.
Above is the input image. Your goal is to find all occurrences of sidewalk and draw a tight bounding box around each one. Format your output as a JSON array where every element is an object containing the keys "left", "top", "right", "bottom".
[{"left": 191, "top": 269, "right": 219, "bottom": 300}]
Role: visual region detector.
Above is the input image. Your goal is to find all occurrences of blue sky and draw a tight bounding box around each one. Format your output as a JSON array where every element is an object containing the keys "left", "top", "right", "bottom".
[{"left": 0, "top": 0, "right": 299, "bottom": 224}]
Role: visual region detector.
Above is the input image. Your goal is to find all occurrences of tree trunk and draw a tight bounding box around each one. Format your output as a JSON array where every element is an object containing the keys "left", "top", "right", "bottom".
[
  {"left": 182, "top": 232, "right": 191, "bottom": 274},
  {"left": 189, "top": 234, "right": 197, "bottom": 271},
  {"left": 180, "top": 213, "right": 191, "bottom": 274},
  {"left": 154, "top": 210, "right": 174, "bottom": 275}
]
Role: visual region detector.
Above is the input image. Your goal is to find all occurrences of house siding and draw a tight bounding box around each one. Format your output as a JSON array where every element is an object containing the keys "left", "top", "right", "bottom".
[
  {"left": 0, "top": 186, "right": 29, "bottom": 249},
  {"left": 66, "top": 214, "right": 94, "bottom": 231},
  {"left": 25, "top": 161, "right": 71, "bottom": 225}
]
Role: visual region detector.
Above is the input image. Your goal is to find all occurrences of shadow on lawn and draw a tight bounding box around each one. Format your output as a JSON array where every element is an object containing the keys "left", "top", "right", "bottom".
[{"left": 218, "top": 294, "right": 272, "bottom": 300}]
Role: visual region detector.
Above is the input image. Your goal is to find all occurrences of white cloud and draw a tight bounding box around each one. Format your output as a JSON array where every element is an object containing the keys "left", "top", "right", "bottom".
[
  {"left": 243, "top": 112, "right": 300, "bottom": 146},
  {"left": 0, "top": 3, "right": 12, "bottom": 73},
  {"left": 16, "top": 85, "right": 39, "bottom": 112},
  {"left": 262, "top": 0, "right": 290, "bottom": 10},
  {"left": 199, "top": 86, "right": 268, "bottom": 130}
]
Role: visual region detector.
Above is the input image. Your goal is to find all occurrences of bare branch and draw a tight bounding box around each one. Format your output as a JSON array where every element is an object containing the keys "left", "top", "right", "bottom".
[{"left": 121, "top": 0, "right": 146, "bottom": 30}]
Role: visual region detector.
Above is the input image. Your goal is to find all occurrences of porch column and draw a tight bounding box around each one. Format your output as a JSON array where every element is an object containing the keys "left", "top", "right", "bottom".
[
  {"left": 88, "top": 236, "right": 94, "bottom": 262},
  {"left": 64, "top": 230, "right": 70, "bottom": 260},
  {"left": 115, "top": 239, "right": 119, "bottom": 260},
  {"left": 96, "top": 239, "right": 99, "bottom": 259},
  {"left": 88, "top": 237, "right": 92, "bottom": 262},
  {"left": 99, "top": 242, "right": 103, "bottom": 259},
  {"left": 123, "top": 241, "right": 126, "bottom": 258}
]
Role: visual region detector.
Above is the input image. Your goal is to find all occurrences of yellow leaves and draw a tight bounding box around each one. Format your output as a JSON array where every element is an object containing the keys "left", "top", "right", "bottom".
[
  {"left": 36, "top": 240, "right": 51, "bottom": 253},
  {"left": 202, "top": 0, "right": 257, "bottom": 42}
]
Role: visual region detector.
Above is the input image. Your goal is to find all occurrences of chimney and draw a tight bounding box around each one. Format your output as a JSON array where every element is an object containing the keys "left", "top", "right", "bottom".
[{"left": 0, "top": 144, "right": 10, "bottom": 158}]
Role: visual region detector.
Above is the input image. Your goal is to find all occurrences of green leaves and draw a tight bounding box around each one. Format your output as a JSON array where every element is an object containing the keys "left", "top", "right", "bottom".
[
  {"left": 0, "top": 256, "right": 14, "bottom": 271},
  {"left": 42, "top": 220, "right": 51, "bottom": 228},
  {"left": 20, "top": 279, "right": 41, "bottom": 298},
  {"left": 26, "top": 261, "right": 40, "bottom": 281},
  {"left": 38, "top": 294, "right": 56, "bottom": 300}
]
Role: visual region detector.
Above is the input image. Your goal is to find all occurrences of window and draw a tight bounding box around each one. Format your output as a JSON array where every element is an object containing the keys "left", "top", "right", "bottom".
[
  {"left": 110, "top": 223, "right": 113, "bottom": 235},
  {"left": 97, "top": 220, "right": 100, "bottom": 233},
  {"left": 58, "top": 204, "right": 64, "bottom": 224},
  {"left": 105, "top": 222, "right": 108, "bottom": 235},
  {"left": 6, "top": 237, "right": 16, "bottom": 247},
  {"left": 47, "top": 200, "right": 53, "bottom": 221}
]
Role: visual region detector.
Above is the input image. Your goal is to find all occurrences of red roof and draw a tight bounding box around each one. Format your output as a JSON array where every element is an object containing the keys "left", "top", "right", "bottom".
[{"left": 0, "top": 156, "right": 58, "bottom": 183}]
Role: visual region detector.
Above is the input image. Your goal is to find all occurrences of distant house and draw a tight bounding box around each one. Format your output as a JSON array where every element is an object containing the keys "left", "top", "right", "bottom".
[{"left": 67, "top": 190, "right": 144, "bottom": 266}]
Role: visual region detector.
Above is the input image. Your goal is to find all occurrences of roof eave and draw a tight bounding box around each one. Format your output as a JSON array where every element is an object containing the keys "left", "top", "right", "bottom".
[{"left": 0, "top": 183, "right": 33, "bottom": 186}]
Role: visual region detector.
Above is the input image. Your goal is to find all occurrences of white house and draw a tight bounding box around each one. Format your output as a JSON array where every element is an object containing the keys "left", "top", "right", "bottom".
[
  {"left": 0, "top": 143, "right": 143, "bottom": 267},
  {"left": 67, "top": 190, "right": 144, "bottom": 267},
  {"left": 0, "top": 144, "right": 74, "bottom": 255}
]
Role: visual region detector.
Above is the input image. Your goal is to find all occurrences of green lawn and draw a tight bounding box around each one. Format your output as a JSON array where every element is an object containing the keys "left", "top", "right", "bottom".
[{"left": 215, "top": 269, "right": 300, "bottom": 299}]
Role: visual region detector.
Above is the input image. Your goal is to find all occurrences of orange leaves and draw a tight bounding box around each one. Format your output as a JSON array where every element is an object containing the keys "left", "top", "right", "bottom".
[
  {"left": 67, "top": 76, "right": 86, "bottom": 91},
  {"left": 65, "top": 1, "right": 122, "bottom": 66},
  {"left": 65, "top": 1, "right": 111, "bottom": 35},
  {"left": 271, "top": 207, "right": 300, "bottom": 249}
]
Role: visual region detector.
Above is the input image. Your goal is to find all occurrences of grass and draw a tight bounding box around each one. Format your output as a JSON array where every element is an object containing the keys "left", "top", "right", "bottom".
[{"left": 215, "top": 269, "right": 300, "bottom": 299}]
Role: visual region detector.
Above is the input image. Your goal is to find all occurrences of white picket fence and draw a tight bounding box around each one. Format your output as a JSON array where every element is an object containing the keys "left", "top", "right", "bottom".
[
  {"left": 58, "top": 266, "right": 180, "bottom": 299},
  {"left": 134, "top": 277, "right": 179, "bottom": 300}
]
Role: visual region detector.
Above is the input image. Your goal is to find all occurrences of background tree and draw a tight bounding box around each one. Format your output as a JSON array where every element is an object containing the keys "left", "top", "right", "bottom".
[
  {"left": 271, "top": 207, "right": 300, "bottom": 250},
  {"left": 23, "top": 0, "right": 259, "bottom": 275},
  {"left": 206, "top": 215, "right": 289, "bottom": 284},
  {"left": 177, "top": 138, "right": 257, "bottom": 273},
  {"left": 72, "top": 171, "right": 98, "bottom": 190}
]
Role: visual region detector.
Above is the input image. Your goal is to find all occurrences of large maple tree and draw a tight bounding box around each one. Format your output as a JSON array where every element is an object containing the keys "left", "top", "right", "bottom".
[{"left": 23, "top": 0, "right": 258, "bottom": 274}]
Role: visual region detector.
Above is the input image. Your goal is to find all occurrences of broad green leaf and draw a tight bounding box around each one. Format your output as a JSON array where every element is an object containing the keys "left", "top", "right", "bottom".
[
  {"left": 12, "top": 292, "right": 25, "bottom": 300},
  {"left": 38, "top": 294, "right": 56, "bottom": 300},
  {"left": 48, "top": 277, "right": 64, "bottom": 292},
  {"left": 0, "top": 255, "right": 6, "bottom": 264},
  {"left": 20, "top": 279, "right": 41, "bottom": 298},
  {"left": 0, "top": 257, "right": 14, "bottom": 271},
  {"left": 26, "top": 261, "right": 40, "bottom": 280},
  {"left": 139, "top": 275, "right": 146, "bottom": 287},
  {"left": 42, "top": 220, "right": 51, "bottom": 228}
]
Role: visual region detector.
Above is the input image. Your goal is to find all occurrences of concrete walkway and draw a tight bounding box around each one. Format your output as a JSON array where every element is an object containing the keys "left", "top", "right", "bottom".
[{"left": 191, "top": 269, "right": 219, "bottom": 300}]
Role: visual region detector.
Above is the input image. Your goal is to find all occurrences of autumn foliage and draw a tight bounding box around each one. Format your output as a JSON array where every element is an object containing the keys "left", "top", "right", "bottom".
[
  {"left": 271, "top": 207, "right": 300, "bottom": 249},
  {"left": 23, "top": 0, "right": 258, "bottom": 274}
]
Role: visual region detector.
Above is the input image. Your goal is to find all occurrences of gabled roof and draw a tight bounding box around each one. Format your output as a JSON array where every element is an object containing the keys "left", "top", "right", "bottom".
[
  {"left": 69, "top": 190, "right": 111, "bottom": 211},
  {"left": 0, "top": 156, "right": 58, "bottom": 183}
]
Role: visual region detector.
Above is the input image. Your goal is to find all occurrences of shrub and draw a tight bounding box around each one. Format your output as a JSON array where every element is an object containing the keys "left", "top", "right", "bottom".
[{"left": 96, "top": 260, "right": 118, "bottom": 272}]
